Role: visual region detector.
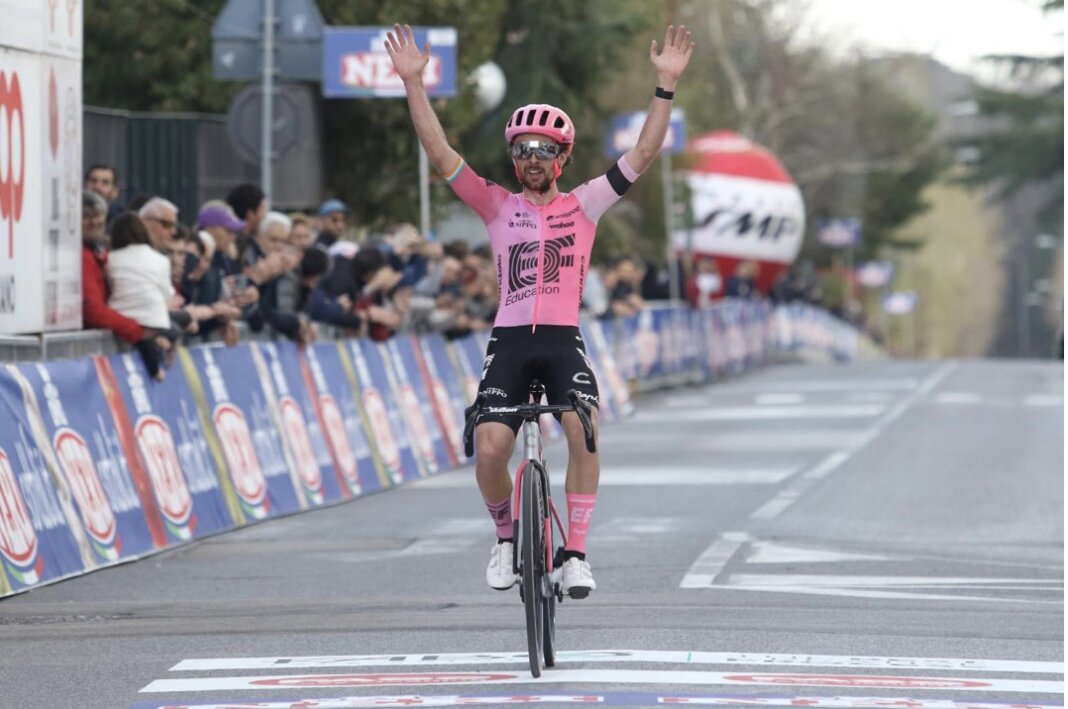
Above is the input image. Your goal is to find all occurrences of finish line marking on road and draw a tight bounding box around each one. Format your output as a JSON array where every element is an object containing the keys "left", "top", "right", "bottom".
[
  {"left": 131, "top": 693, "right": 1066, "bottom": 709},
  {"left": 169, "top": 649, "right": 1064, "bottom": 674},
  {"left": 141, "top": 670, "right": 1065, "bottom": 694}
]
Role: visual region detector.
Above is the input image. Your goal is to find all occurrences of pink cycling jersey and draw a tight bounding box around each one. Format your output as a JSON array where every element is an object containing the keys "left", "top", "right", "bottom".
[{"left": 446, "top": 156, "right": 641, "bottom": 330}]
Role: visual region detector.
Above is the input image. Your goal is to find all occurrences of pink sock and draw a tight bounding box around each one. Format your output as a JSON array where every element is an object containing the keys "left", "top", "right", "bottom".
[
  {"left": 564, "top": 493, "right": 597, "bottom": 554},
  {"left": 485, "top": 497, "right": 513, "bottom": 540}
]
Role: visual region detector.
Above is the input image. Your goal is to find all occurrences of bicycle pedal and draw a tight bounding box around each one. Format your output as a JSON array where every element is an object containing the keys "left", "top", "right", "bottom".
[{"left": 567, "top": 587, "right": 591, "bottom": 600}]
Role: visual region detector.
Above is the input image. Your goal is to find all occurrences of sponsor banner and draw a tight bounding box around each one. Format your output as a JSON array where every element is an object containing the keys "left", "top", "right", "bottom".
[
  {"left": 187, "top": 345, "right": 301, "bottom": 521},
  {"left": 132, "top": 695, "right": 1065, "bottom": 709},
  {"left": 577, "top": 320, "right": 616, "bottom": 423},
  {"left": 329, "top": 342, "right": 391, "bottom": 493},
  {"left": 584, "top": 319, "right": 633, "bottom": 416},
  {"left": 0, "top": 50, "right": 44, "bottom": 333},
  {"left": 610, "top": 316, "right": 640, "bottom": 382},
  {"left": 323, "top": 27, "right": 457, "bottom": 99},
  {"left": 606, "top": 108, "right": 686, "bottom": 157},
  {"left": 447, "top": 334, "right": 484, "bottom": 406},
  {"left": 15, "top": 359, "right": 152, "bottom": 562},
  {"left": 344, "top": 339, "right": 421, "bottom": 485},
  {"left": 0, "top": 365, "right": 87, "bottom": 591},
  {"left": 40, "top": 56, "right": 81, "bottom": 330},
  {"left": 107, "top": 353, "right": 233, "bottom": 543},
  {"left": 171, "top": 649, "right": 1062, "bottom": 673},
  {"left": 258, "top": 341, "right": 344, "bottom": 505},
  {"left": 384, "top": 338, "right": 447, "bottom": 475},
  {"left": 0, "top": 1, "right": 83, "bottom": 58},
  {"left": 632, "top": 310, "right": 661, "bottom": 379},
  {"left": 414, "top": 335, "right": 467, "bottom": 467},
  {"left": 140, "top": 670, "right": 1064, "bottom": 694},
  {"left": 305, "top": 343, "right": 383, "bottom": 495}
]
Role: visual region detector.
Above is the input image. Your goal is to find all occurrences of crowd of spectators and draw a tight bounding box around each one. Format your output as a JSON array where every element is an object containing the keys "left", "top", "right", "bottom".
[{"left": 80, "top": 164, "right": 821, "bottom": 379}]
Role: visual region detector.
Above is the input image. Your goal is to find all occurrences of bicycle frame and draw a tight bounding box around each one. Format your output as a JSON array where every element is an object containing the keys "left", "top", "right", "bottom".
[{"left": 512, "top": 417, "right": 567, "bottom": 576}]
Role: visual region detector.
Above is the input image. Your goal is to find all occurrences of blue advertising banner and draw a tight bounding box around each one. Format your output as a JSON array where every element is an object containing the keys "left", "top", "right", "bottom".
[
  {"left": 449, "top": 334, "right": 486, "bottom": 405},
  {"left": 16, "top": 360, "right": 154, "bottom": 564},
  {"left": 577, "top": 321, "right": 617, "bottom": 423},
  {"left": 0, "top": 366, "right": 87, "bottom": 592},
  {"left": 345, "top": 339, "right": 421, "bottom": 485},
  {"left": 416, "top": 335, "right": 468, "bottom": 467},
  {"left": 584, "top": 319, "right": 633, "bottom": 417},
  {"left": 605, "top": 109, "right": 687, "bottom": 158},
  {"left": 258, "top": 342, "right": 346, "bottom": 506},
  {"left": 186, "top": 345, "right": 301, "bottom": 521},
  {"left": 307, "top": 343, "right": 386, "bottom": 495},
  {"left": 383, "top": 338, "right": 448, "bottom": 476},
  {"left": 108, "top": 352, "right": 235, "bottom": 542},
  {"left": 322, "top": 26, "right": 457, "bottom": 98}
]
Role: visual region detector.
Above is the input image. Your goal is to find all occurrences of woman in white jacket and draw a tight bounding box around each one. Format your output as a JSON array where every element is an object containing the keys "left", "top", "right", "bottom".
[{"left": 107, "top": 213, "right": 176, "bottom": 379}]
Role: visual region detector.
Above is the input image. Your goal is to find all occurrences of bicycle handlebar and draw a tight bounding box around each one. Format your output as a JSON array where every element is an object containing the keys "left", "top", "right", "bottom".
[{"left": 462, "top": 390, "right": 597, "bottom": 457}]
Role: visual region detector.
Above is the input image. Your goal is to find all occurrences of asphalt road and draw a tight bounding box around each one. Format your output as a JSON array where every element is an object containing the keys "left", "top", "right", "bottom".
[{"left": 0, "top": 359, "right": 1062, "bottom": 709}]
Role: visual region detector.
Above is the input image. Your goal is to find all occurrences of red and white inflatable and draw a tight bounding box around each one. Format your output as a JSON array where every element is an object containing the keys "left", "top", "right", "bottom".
[{"left": 674, "top": 130, "right": 805, "bottom": 293}]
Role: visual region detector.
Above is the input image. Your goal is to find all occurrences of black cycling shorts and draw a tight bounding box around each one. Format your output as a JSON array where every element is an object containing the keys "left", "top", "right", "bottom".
[{"left": 477, "top": 325, "right": 600, "bottom": 435}]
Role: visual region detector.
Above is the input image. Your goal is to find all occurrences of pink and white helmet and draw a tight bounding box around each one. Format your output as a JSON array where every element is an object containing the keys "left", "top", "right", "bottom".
[{"left": 504, "top": 104, "right": 575, "bottom": 147}]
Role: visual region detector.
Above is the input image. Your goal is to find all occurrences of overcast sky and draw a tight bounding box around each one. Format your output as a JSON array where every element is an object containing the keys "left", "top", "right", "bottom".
[{"left": 802, "top": 0, "right": 1062, "bottom": 77}]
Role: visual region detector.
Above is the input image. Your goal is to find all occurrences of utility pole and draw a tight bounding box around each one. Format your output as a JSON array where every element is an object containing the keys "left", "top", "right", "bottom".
[{"left": 260, "top": 0, "right": 276, "bottom": 201}]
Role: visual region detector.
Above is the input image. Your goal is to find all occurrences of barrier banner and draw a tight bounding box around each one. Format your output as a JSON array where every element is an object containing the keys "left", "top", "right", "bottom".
[
  {"left": 186, "top": 345, "right": 300, "bottom": 521},
  {"left": 721, "top": 302, "right": 747, "bottom": 373},
  {"left": 305, "top": 343, "right": 385, "bottom": 495},
  {"left": 344, "top": 339, "right": 421, "bottom": 485},
  {"left": 108, "top": 352, "right": 234, "bottom": 542},
  {"left": 384, "top": 338, "right": 446, "bottom": 476},
  {"left": 327, "top": 343, "right": 392, "bottom": 493},
  {"left": 585, "top": 319, "right": 633, "bottom": 417},
  {"left": 613, "top": 315, "right": 641, "bottom": 382},
  {"left": 258, "top": 342, "right": 344, "bottom": 506},
  {"left": 449, "top": 334, "right": 485, "bottom": 404},
  {"left": 413, "top": 335, "right": 466, "bottom": 467},
  {"left": 15, "top": 359, "right": 154, "bottom": 564},
  {"left": 0, "top": 366, "right": 88, "bottom": 592}
]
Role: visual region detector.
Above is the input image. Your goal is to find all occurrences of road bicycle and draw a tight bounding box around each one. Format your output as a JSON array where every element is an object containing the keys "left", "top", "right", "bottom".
[{"left": 463, "top": 381, "right": 597, "bottom": 677}]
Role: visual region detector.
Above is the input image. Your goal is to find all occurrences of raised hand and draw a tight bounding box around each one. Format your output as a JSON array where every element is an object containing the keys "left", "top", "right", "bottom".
[
  {"left": 650, "top": 25, "right": 695, "bottom": 85},
  {"left": 385, "top": 23, "right": 431, "bottom": 83}
]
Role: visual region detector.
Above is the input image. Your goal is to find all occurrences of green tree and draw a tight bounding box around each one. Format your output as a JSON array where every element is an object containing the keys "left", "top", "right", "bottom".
[{"left": 961, "top": 0, "right": 1063, "bottom": 234}]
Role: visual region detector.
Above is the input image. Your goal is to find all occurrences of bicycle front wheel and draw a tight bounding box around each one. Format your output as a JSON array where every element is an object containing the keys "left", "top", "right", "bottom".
[{"left": 520, "top": 460, "right": 544, "bottom": 677}]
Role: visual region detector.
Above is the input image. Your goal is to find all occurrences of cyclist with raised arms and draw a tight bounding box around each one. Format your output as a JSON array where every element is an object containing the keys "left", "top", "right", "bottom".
[{"left": 386, "top": 23, "right": 694, "bottom": 598}]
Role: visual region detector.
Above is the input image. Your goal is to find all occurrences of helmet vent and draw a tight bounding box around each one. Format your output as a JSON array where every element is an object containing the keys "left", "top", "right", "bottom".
[
  {"left": 553, "top": 116, "right": 565, "bottom": 129},
  {"left": 537, "top": 110, "right": 549, "bottom": 127}
]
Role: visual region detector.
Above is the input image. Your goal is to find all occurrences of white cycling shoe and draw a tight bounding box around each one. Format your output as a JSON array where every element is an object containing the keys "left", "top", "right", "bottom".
[
  {"left": 486, "top": 541, "right": 519, "bottom": 590},
  {"left": 560, "top": 557, "right": 596, "bottom": 599}
]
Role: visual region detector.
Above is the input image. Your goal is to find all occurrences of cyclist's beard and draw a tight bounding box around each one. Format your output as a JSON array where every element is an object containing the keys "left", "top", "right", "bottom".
[{"left": 519, "top": 163, "right": 555, "bottom": 193}]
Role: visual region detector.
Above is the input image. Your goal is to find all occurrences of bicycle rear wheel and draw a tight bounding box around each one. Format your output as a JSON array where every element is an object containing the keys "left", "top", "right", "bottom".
[{"left": 520, "top": 460, "right": 544, "bottom": 677}]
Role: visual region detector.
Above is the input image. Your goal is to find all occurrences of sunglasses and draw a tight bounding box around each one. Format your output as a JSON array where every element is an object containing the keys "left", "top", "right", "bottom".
[
  {"left": 148, "top": 216, "right": 178, "bottom": 231},
  {"left": 509, "top": 140, "right": 561, "bottom": 161}
]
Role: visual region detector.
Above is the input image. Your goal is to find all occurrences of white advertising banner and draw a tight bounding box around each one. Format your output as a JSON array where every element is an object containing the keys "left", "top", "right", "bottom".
[
  {"left": 41, "top": 56, "right": 81, "bottom": 329},
  {"left": 0, "top": 1, "right": 81, "bottom": 59},
  {"left": 0, "top": 1, "right": 82, "bottom": 334},
  {"left": 0, "top": 48, "right": 44, "bottom": 333},
  {"left": 44, "top": 0, "right": 83, "bottom": 59},
  {"left": 675, "top": 173, "right": 805, "bottom": 264}
]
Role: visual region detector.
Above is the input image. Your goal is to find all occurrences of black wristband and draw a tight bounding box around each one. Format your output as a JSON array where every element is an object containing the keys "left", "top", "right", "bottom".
[{"left": 655, "top": 86, "right": 675, "bottom": 100}]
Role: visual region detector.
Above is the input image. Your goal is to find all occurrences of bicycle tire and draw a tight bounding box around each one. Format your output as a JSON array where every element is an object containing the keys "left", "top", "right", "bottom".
[
  {"left": 521, "top": 460, "right": 543, "bottom": 677},
  {"left": 541, "top": 465, "right": 559, "bottom": 668}
]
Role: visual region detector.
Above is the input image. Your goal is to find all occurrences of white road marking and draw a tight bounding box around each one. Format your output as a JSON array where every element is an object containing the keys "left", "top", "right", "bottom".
[
  {"left": 130, "top": 695, "right": 1066, "bottom": 709},
  {"left": 169, "top": 649, "right": 1064, "bottom": 673},
  {"left": 679, "top": 531, "right": 753, "bottom": 588},
  {"left": 745, "top": 542, "right": 890, "bottom": 565},
  {"left": 754, "top": 393, "right": 804, "bottom": 405},
  {"left": 728, "top": 379, "right": 921, "bottom": 392},
  {"left": 140, "top": 670, "right": 1064, "bottom": 694},
  {"left": 936, "top": 392, "right": 981, "bottom": 404},
  {"left": 638, "top": 405, "right": 885, "bottom": 422},
  {"left": 716, "top": 574, "right": 1062, "bottom": 604},
  {"left": 408, "top": 467, "right": 798, "bottom": 489},
  {"left": 745, "top": 363, "right": 958, "bottom": 522},
  {"left": 1025, "top": 394, "right": 1063, "bottom": 406},
  {"left": 607, "top": 431, "right": 872, "bottom": 451}
]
